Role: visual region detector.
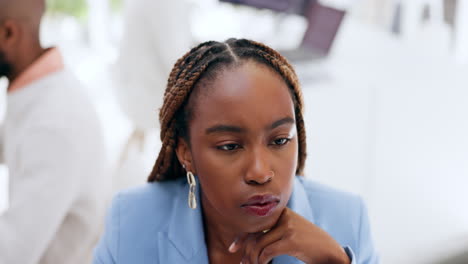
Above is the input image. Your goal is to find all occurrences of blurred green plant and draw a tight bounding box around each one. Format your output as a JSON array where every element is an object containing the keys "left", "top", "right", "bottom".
[
  {"left": 46, "top": 0, "right": 88, "bottom": 19},
  {"left": 110, "top": 0, "right": 123, "bottom": 12},
  {"left": 46, "top": 0, "right": 123, "bottom": 19}
]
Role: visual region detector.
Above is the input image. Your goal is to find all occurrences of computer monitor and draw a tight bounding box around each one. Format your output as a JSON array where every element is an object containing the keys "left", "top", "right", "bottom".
[
  {"left": 301, "top": 2, "right": 345, "bottom": 55},
  {"left": 219, "top": 0, "right": 313, "bottom": 16},
  {"left": 219, "top": 0, "right": 346, "bottom": 60}
]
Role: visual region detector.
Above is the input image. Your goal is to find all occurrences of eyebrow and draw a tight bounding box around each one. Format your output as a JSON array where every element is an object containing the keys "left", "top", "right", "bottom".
[
  {"left": 205, "top": 117, "right": 295, "bottom": 135},
  {"left": 269, "top": 117, "right": 295, "bottom": 130},
  {"left": 205, "top": 125, "right": 245, "bottom": 135}
]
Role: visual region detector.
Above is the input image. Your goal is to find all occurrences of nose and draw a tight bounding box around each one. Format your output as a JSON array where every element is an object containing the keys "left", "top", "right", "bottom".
[{"left": 244, "top": 147, "right": 274, "bottom": 185}]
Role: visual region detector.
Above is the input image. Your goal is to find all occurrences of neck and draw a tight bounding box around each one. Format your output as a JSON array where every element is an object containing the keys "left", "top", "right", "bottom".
[
  {"left": 201, "top": 192, "right": 245, "bottom": 260},
  {"left": 7, "top": 40, "right": 46, "bottom": 86}
]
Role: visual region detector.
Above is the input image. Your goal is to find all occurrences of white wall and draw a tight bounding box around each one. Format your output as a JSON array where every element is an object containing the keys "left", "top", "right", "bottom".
[
  {"left": 372, "top": 58, "right": 468, "bottom": 263},
  {"left": 299, "top": 16, "right": 468, "bottom": 263}
]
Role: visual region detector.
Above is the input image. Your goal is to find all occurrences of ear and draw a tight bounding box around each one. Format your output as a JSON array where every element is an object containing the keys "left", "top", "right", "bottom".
[
  {"left": 175, "top": 137, "right": 196, "bottom": 174},
  {"left": 0, "top": 19, "right": 20, "bottom": 49}
]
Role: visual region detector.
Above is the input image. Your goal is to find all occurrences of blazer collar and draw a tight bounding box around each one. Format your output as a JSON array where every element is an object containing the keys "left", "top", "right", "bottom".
[
  {"left": 287, "top": 177, "right": 315, "bottom": 223},
  {"left": 165, "top": 178, "right": 207, "bottom": 262},
  {"left": 164, "top": 176, "right": 314, "bottom": 263}
]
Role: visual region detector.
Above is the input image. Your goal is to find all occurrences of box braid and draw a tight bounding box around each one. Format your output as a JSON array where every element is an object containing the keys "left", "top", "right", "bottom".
[{"left": 148, "top": 38, "right": 307, "bottom": 182}]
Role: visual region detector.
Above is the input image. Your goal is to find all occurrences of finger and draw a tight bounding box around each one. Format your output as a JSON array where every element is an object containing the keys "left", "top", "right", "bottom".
[
  {"left": 243, "top": 232, "right": 262, "bottom": 264},
  {"left": 258, "top": 239, "right": 294, "bottom": 264},
  {"left": 240, "top": 208, "right": 293, "bottom": 261},
  {"left": 243, "top": 225, "right": 288, "bottom": 264},
  {"left": 241, "top": 234, "right": 254, "bottom": 264}
]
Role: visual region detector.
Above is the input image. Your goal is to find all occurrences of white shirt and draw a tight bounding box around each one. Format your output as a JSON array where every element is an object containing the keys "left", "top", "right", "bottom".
[
  {"left": 114, "top": 0, "right": 192, "bottom": 131},
  {"left": 0, "top": 69, "right": 109, "bottom": 264}
]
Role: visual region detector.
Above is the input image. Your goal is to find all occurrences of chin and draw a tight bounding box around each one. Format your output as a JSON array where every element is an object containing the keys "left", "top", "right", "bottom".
[{"left": 242, "top": 207, "right": 284, "bottom": 234}]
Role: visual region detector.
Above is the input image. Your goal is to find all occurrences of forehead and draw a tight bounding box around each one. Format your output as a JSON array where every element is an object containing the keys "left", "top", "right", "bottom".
[{"left": 190, "top": 61, "right": 295, "bottom": 131}]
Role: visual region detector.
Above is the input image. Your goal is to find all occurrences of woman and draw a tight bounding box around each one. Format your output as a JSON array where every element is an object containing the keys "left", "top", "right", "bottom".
[{"left": 93, "top": 39, "right": 379, "bottom": 264}]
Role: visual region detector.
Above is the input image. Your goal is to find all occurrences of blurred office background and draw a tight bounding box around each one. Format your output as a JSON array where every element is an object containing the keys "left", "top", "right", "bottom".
[{"left": 1, "top": 0, "right": 468, "bottom": 263}]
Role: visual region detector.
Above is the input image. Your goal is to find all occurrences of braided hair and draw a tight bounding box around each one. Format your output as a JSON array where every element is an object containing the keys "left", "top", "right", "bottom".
[{"left": 148, "top": 38, "right": 307, "bottom": 182}]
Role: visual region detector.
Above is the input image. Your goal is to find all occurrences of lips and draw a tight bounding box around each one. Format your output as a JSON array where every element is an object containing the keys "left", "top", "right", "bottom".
[{"left": 241, "top": 194, "right": 280, "bottom": 217}]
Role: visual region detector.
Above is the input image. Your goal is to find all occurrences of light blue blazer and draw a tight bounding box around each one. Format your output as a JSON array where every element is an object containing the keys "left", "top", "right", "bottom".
[{"left": 93, "top": 176, "right": 379, "bottom": 263}]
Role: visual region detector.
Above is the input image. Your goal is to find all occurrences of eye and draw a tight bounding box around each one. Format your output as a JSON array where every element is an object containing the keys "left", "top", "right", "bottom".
[
  {"left": 272, "top": 138, "right": 291, "bottom": 146},
  {"left": 217, "top": 143, "right": 241, "bottom": 151}
]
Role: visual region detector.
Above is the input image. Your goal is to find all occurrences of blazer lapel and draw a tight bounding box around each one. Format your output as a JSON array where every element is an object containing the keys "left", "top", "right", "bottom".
[
  {"left": 158, "top": 179, "right": 208, "bottom": 263},
  {"left": 287, "top": 177, "right": 315, "bottom": 222}
]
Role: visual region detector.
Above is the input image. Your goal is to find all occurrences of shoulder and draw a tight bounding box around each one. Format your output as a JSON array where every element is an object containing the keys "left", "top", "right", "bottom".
[
  {"left": 16, "top": 69, "right": 103, "bottom": 145},
  {"left": 26, "top": 69, "right": 96, "bottom": 117},
  {"left": 10, "top": 69, "right": 104, "bottom": 159},
  {"left": 297, "top": 178, "right": 380, "bottom": 262},
  {"left": 43, "top": 70, "right": 96, "bottom": 115},
  {"left": 110, "top": 179, "right": 185, "bottom": 230},
  {"left": 94, "top": 179, "right": 185, "bottom": 261},
  {"left": 117, "top": 179, "right": 184, "bottom": 206},
  {"left": 298, "top": 177, "right": 363, "bottom": 214}
]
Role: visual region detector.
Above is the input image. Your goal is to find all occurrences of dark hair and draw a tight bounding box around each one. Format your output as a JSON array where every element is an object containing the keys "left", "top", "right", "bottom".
[{"left": 148, "top": 38, "right": 307, "bottom": 182}]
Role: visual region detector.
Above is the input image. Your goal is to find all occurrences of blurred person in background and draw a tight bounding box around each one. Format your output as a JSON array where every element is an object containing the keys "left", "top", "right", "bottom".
[
  {"left": 0, "top": 0, "right": 109, "bottom": 263},
  {"left": 112, "top": 0, "right": 192, "bottom": 190}
]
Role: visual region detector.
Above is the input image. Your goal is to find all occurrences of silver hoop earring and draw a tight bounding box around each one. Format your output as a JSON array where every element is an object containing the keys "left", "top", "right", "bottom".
[{"left": 186, "top": 171, "right": 197, "bottom": 209}]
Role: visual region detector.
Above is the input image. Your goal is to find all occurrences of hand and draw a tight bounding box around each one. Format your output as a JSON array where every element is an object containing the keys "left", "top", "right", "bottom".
[{"left": 228, "top": 208, "right": 350, "bottom": 264}]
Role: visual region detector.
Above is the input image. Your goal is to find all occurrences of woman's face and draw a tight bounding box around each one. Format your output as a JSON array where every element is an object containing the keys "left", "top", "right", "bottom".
[{"left": 182, "top": 61, "right": 298, "bottom": 233}]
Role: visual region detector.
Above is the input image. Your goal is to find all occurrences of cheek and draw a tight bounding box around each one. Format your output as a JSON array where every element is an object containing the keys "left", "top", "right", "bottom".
[
  {"left": 274, "top": 137, "right": 299, "bottom": 175},
  {"left": 269, "top": 138, "right": 298, "bottom": 208},
  {"left": 190, "top": 135, "right": 241, "bottom": 182},
  {"left": 275, "top": 139, "right": 298, "bottom": 197},
  {"left": 191, "top": 146, "right": 241, "bottom": 207}
]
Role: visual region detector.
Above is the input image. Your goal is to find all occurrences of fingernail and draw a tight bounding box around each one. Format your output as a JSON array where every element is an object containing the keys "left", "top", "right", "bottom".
[{"left": 228, "top": 239, "right": 237, "bottom": 253}]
